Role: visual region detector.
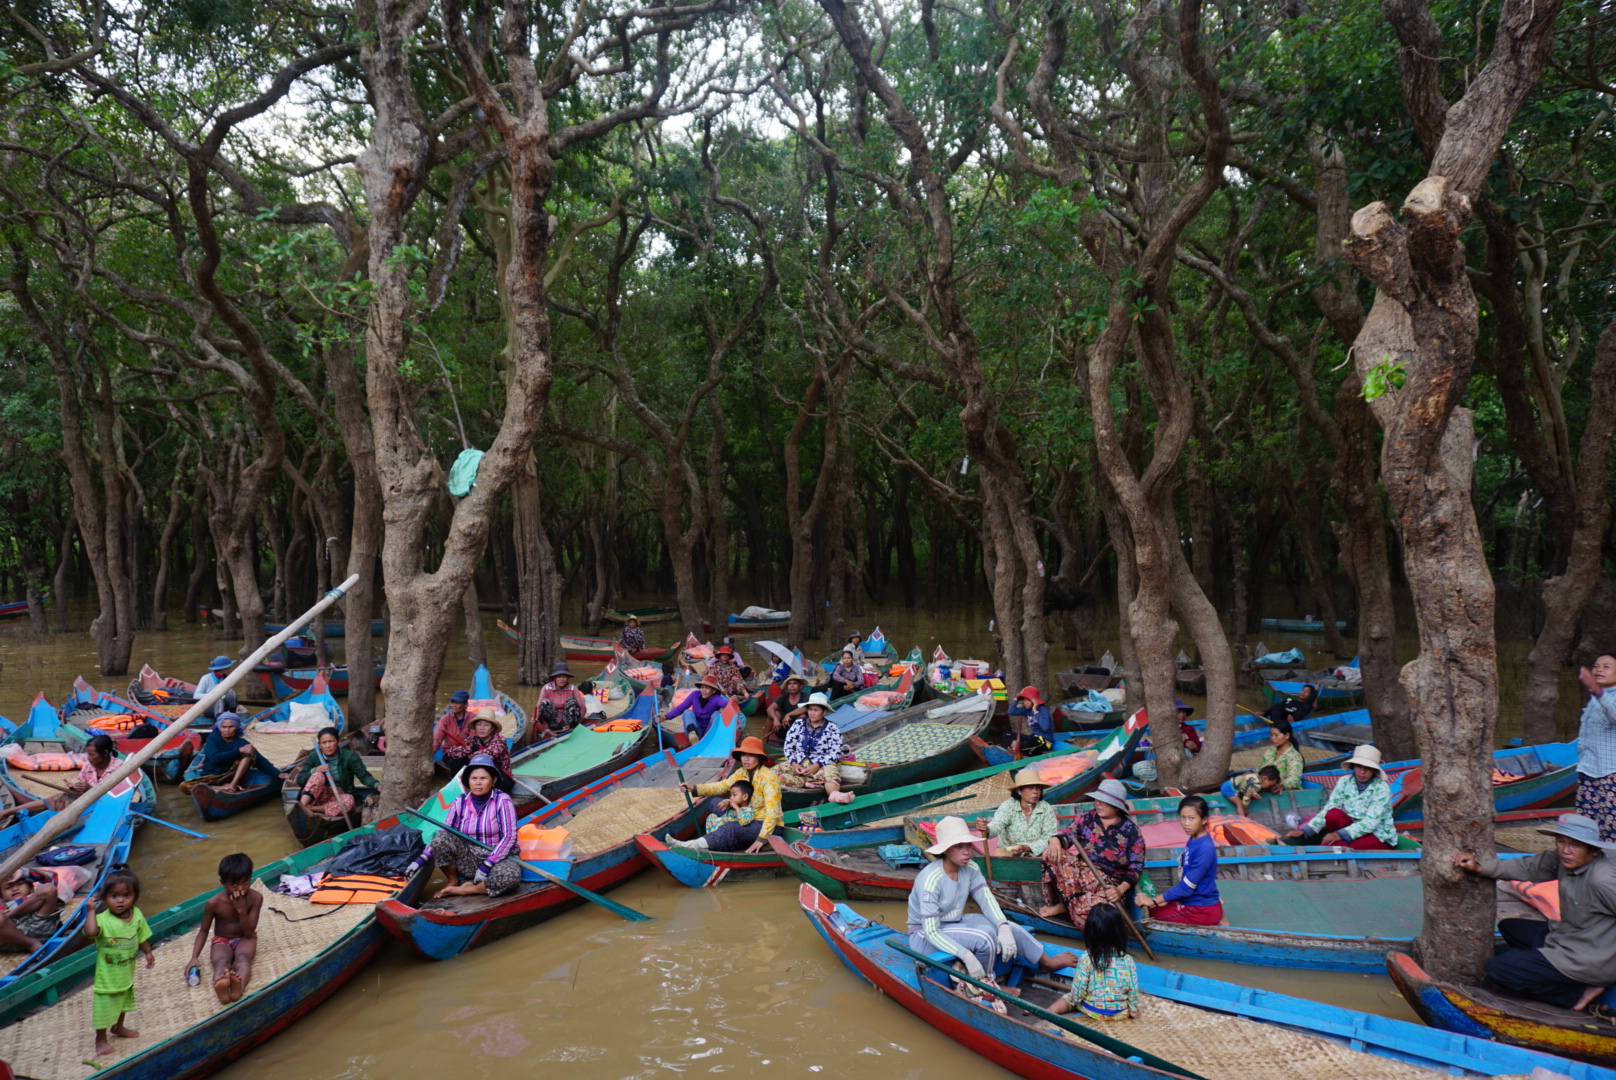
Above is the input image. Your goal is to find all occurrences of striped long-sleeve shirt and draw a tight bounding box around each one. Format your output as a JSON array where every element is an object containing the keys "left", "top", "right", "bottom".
[
  {"left": 422, "top": 790, "right": 518, "bottom": 866},
  {"left": 905, "top": 859, "right": 1006, "bottom": 964}
]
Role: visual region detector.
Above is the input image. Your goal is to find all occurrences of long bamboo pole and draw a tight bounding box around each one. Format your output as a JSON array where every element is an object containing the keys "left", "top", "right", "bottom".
[{"left": 0, "top": 574, "right": 362, "bottom": 882}]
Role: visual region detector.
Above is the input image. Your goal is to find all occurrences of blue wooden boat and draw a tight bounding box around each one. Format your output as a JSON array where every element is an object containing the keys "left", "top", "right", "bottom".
[
  {"left": 0, "top": 820, "right": 429, "bottom": 1078},
  {"left": 0, "top": 699, "right": 151, "bottom": 991},
  {"left": 1304, "top": 742, "right": 1579, "bottom": 824},
  {"left": 266, "top": 661, "right": 385, "bottom": 700},
  {"left": 373, "top": 701, "right": 744, "bottom": 960},
  {"left": 263, "top": 617, "right": 386, "bottom": 637},
  {"left": 800, "top": 885, "right": 1604, "bottom": 1080},
  {"left": 1264, "top": 675, "right": 1364, "bottom": 708},
  {"left": 1260, "top": 616, "right": 1349, "bottom": 632},
  {"left": 187, "top": 674, "right": 343, "bottom": 822}
]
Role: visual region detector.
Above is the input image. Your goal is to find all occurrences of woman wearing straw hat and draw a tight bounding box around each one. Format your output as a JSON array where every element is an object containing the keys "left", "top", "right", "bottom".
[
  {"left": 780, "top": 693, "right": 855, "bottom": 804},
  {"left": 1284, "top": 745, "right": 1397, "bottom": 849},
  {"left": 1040, "top": 778, "right": 1145, "bottom": 928},
  {"left": 1007, "top": 686, "right": 1054, "bottom": 758},
  {"left": 407, "top": 754, "right": 523, "bottom": 899},
  {"left": 532, "top": 662, "right": 589, "bottom": 741},
  {"left": 669, "top": 736, "right": 782, "bottom": 854},
  {"left": 443, "top": 709, "right": 511, "bottom": 777},
  {"left": 763, "top": 673, "right": 810, "bottom": 744},
  {"left": 619, "top": 614, "right": 647, "bottom": 653},
  {"left": 908, "top": 816, "right": 1078, "bottom": 984},
  {"left": 665, "top": 677, "right": 730, "bottom": 742},
  {"left": 1453, "top": 812, "right": 1616, "bottom": 1012},
  {"left": 986, "top": 768, "right": 1058, "bottom": 857}
]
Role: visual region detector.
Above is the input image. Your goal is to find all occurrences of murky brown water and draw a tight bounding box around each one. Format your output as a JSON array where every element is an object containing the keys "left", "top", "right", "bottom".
[{"left": 0, "top": 597, "right": 1577, "bottom": 1077}]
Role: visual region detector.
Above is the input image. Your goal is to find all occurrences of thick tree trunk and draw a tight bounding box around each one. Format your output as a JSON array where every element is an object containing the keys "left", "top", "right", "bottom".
[
  {"left": 1521, "top": 319, "right": 1616, "bottom": 741},
  {"left": 462, "top": 578, "right": 487, "bottom": 666},
  {"left": 513, "top": 464, "right": 563, "bottom": 684},
  {"left": 150, "top": 446, "right": 190, "bottom": 631},
  {"left": 1293, "top": 478, "right": 1347, "bottom": 658},
  {"left": 705, "top": 399, "right": 730, "bottom": 635}
]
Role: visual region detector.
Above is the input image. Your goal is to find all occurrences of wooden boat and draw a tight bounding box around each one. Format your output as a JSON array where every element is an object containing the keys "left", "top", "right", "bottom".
[
  {"left": 0, "top": 595, "right": 41, "bottom": 618},
  {"left": 1388, "top": 951, "right": 1616, "bottom": 1068},
  {"left": 1263, "top": 674, "right": 1364, "bottom": 708},
  {"left": 725, "top": 607, "right": 790, "bottom": 632},
  {"left": 373, "top": 702, "right": 744, "bottom": 960},
  {"left": 603, "top": 604, "right": 681, "bottom": 625},
  {"left": 781, "top": 711, "right": 1150, "bottom": 831},
  {"left": 126, "top": 664, "right": 197, "bottom": 707},
  {"left": 1052, "top": 698, "right": 1124, "bottom": 732},
  {"left": 1055, "top": 650, "right": 1123, "bottom": 693},
  {"left": 925, "top": 649, "right": 1008, "bottom": 714},
  {"left": 263, "top": 617, "right": 386, "bottom": 637},
  {"left": 0, "top": 820, "right": 429, "bottom": 1078},
  {"left": 829, "top": 656, "right": 923, "bottom": 732},
  {"left": 801, "top": 885, "right": 1599, "bottom": 1080},
  {"left": 1243, "top": 641, "right": 1310, "bottom": 682},
  {"left": 1173, "top": 651, "right": 1206, "bottom": 695},
  {"left": 0, "top": 699, "right": 150, "bottom": 992},
  {"left": 819, "top": 635, "right": 899, "bottom": 670},
  {"left": 281, "top": 755, "right": 383, "bottom": 847},
  {"left": 499, "top": 619, "right": 681, "bottom": 664},
  {"left": 188, "top": 674, "right": 343, "bottom": 822},
  {"left": 781, "top": 690, "right": 994, "bottom": 811},
  {"left": 1260, "top": 616, "right": 1350, "bottom": 632},
  {"left": 267, "top": 661, "right": 385, "bottom": 699},
  {"left": 1366, "top": 742, "right": 1577, "bottom": 823}
]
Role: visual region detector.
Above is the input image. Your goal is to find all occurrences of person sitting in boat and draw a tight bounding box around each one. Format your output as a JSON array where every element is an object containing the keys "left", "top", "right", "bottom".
[
  {"left": 433, "top": 689, "right": 474, "bottom": 761},
  {"left": 986, "top": 768, "right": 1058, "bottom": 857},
  {"left": 442, "top": 708, "right": 510, "bottom": 776},
  {"left": 763, "top": 674, "right": 809, "bottom": 743},
  {"left": 1575, "top": 653, "right": 1616, "bottom": 843},
  {"left": 1283, "top": 744, "right": 1396, "bottom": 850},
  {"left": 407, "top": 754, "right": 523, "bottom": 899},
  {"left": 908, "top": 816, "right": 1078, "bottom": 986},
  {"left": 1050, "top": 903, "right": 1139, "bottom": 1021},
  {"left": 707, "top": 645, "right": 752, "bottom": 708},
  {"left": 179, "top": 717, "right": 265, "bottom": 796},
  {"left": 1040, "top": 778, "right": 1144, "bottom": 928},
  {"left": 846, "top": 630, "right": 866, "bottom": 662},
  {"left": 532, "top": 662, "right": 589, "bottom": 740},
  {"left": 670, "top": 737, "right": 783, "bottom": 855},
  {"left": 1006, "top": 686, "right": 1054, "bottom": 758},
  {"left": 1177, "top": 700, "right": 1202, "bottom": 756},
  {"left": 780, "top": 693, "right": 854, "bottom": 805},
  {"left": 0, "top": 869, "right": 61, "bottom": 953},
  {"left": 1454, "top": 812, "right": 1616, "bottom": 1014},
  {"left": 720, "top": 638, "right": 755, "bottom": 680},
  {"left": 1265, "top": 683, "right": 1317, "bottom": 726},
  {"left": 1222, "top": 717, "right": 1305, "bottom": 813},
  {"left": 829, "top": 650, "right": 864, "bottom": 701},
  {"left": 293, "top": 726, "right": 378, "bottom": 821},
  {"left": 195, "top": 655, "right": 239, "bottom": 720},
  {"left": 1136, "top": 795, "right": 1222, "bottom": 925},
  {"left": 665, "top": 678, "right": 729, "bottom": 742},
  {"left": 619, "top": 614, "right": 647, "bottom": 653}
]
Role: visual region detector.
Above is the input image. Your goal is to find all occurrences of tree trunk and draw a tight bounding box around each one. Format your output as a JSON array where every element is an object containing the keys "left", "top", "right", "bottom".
[
  {"left": 53, "top": 517, "right": 73, "bottom": 632},
  {"left": 1293, "top": 477, "right": 1347, "bottom": 658},
  {"left": 1521, "top": 319, "right": 1616, "bottom": 741},
  {"left": 513, "top": 463, "right": 563, "bottom": 684},
  {"left": 150, "top": 445, "right": 190, "bottom": 631},
  {"left": 705, "top": 397, "right": 730, "bottom": 635},
  {"left": 462, "top": 578, "right": 487, "bottom": 666}
]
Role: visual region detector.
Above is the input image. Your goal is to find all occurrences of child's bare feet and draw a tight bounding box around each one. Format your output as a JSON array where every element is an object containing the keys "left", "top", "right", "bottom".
[
  {"left": 227, "top": 970, "right": 244, "bottom": 1002},
  {"left": 1574, "top": 985, "right": 1607, "bottom": 1011},
  {"left": 110, "top": 1021, "right": 139, "bottom": 1039},
  {"left": 214, "top": 973, "right": 233, "bottom": 1003}
]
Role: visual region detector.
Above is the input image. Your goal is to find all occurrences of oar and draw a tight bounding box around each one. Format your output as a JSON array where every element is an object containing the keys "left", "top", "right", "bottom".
[
  {"left": 664, "top": 749, "right": 695, "bottom": 812},
  {"left": 399, "top": 806, "right": 651, "bottom": 923},
  {"left": 887, "top": 941, "right": 1204, "bottom": 1080},
  {"left": 311, "top": 742, "right": 356, "bottom": 833},
  {"left": 129, "top": 809, "right": 208, "bottom": 839},
  {"left": 1067, "top": 839, "right": 1157, "bottom": 961}
]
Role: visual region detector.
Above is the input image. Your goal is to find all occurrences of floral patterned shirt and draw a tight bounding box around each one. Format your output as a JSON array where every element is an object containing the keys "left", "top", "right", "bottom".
[
  {"left": 1306, "top": 774, "right": 1396, "bottom": 845},
  {"left": 986, "top": 798, "right": 1059, "bottom": 856},
  {"left": 1063, "top": 952, "right": 1139, "bottom": 1018},
  {"left": 620, "top": 625, "right": 647, "bottom": 651},
  {"left": 694, "top": 765, "right": 782, "bottom": 837},
  {"left": 709, "top": 660, "right": 750, "bottom": 701},
  {"left": 1054, "top": 809, "right": 1145, "bottom": 884},
  {"left": 1261, "top": 743, "right": 1305, "bottom": 790},
  {"left": 784, "top": 717, "right": 845, "bottom": 768}
]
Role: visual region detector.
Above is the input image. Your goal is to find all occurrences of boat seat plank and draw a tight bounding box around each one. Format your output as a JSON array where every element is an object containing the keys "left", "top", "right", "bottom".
[{"left": 1219, "top": 875, "right": 1423, "bottom": 938}]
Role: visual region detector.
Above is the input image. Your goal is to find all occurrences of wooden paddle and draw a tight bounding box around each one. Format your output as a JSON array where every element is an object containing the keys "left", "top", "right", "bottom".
[
  {"left": 399, "top": 807, "right": 652, "bottom": 922},
  {"left": 1065, "top": 838, "right": 1157, "bottom": 960},
  {"left": 665, "top": 749, "right": 695, "bottom": 812},
  {"left": 310, "top": 741, "right": 355, "bottom": 832}
]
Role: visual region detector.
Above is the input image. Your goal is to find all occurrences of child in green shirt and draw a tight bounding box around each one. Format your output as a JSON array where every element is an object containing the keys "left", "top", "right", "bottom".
[
  {"left": 704, "top": 779, "right": 758, "bottom": 834},
  {"left": 83, "top": 869, "right": 153, "bottom": 1056}
]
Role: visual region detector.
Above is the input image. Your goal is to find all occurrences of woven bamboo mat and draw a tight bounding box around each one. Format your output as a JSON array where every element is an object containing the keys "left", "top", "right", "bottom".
[
  {"left": 863, "top": 772, "right": 1015, "bottom": 828},
  {"left": 0, "top": 883, "right": 371, "bottom": 1080},
  {"left": 1495, "top": 826, "right": 1554, "bottom": 854},
  {"left": 7, "top": 770, "right": 76, "bottom": 799},
  {"left": 564, "top": 788, "right": 687, "bottom": 854},
  {"left": 1227, "top": 744, "right": 1338, "bottom": 774},
  {"left": 243, "top": 729, "right": 316, "bottom": 767},
  {"left": 1059, "top": 993, "right": 1466, "bottom": 1080}
]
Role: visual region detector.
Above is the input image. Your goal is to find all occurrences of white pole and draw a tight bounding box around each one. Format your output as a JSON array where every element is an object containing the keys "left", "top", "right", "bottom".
[{"left": 0, "top": 574, "right": 363, "bottom": 881}]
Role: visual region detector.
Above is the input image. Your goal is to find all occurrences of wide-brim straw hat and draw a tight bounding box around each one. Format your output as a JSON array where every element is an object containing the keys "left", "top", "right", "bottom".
[
  {"left": 697, "top": 677, "right": 722, "bottom": 693},
  {"left": 926, "top": 815, "right": 978, "bottom": 855},
  {"left": 1537, "top": 813, "right": 1616, "bottom": 851},
  {"left": 730, "top": 735, "right": 774, "bottom": 767},
  {"left": 625, "top": 615, "right": 640, "bottom": 625},
  {"left": 1089, "top": 777, "right": 1131, "bottom": 813},
  {"left": 459, "top": 753, "right": 514, "bottom": 793},
  {"left": 469, "top": 707, "right": 506, "bottom": 736},
  {"left": 805, "top": 692, "right": 832, "bottom": 710},
  {"left": 782, "top": 673, "right": 807, "bottom": 688},
  {"left": 1009, "top": 767, "right": 1049, "bottom": 795},
  {"left": 1345, "top": 744, "right": 1387, "bottom": 779}
]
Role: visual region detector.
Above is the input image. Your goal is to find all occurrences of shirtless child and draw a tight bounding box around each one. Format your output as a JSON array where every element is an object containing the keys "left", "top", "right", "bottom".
[{"left": 186, "top": 854, "right": 260, "bottom": 1003}]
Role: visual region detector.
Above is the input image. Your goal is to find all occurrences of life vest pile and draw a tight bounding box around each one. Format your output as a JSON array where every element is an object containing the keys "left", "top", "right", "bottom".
[
  {"left": 3, "top": 746, "right": 85, "bottom": 772},
  {"left": 590, "top": 718, "right": 643, "bottom": 733},
  {"left": 310, "top": 874, "right": 406, "bottom": 905}
]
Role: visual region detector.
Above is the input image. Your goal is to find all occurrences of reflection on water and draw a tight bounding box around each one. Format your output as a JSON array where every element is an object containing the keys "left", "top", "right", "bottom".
[{"left": 0, "top": 597, "right": 1572, "bottom": 1077}]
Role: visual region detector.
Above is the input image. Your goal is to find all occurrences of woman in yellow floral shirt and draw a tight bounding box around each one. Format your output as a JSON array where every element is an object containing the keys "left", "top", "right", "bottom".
[{"left": 671, "top": 737, "right": 781, "bottom": 854}]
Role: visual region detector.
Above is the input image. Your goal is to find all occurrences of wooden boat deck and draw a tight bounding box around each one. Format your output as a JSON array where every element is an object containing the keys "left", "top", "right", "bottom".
[{"left": 0, "top": 883, "right": 370, "bottom": 1079}]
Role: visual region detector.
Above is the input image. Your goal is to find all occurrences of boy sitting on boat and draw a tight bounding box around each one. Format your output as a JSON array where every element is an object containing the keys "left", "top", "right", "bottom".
[
  {"left": 704, "top": 779, "right": 758, "bottom": 835},
  {"left": 186, "top": 853, "right": 261, "bottom": 1003},
  {"left": 1453, "top": 813, "right": 1616, "bottom": 1015},
  {"left": 0, "top": 869, "right": 61, "bottom": 953}
]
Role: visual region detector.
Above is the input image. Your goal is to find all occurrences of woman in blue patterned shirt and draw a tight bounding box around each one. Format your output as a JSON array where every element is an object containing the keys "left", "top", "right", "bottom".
[{"left": 779, "top": 694, "right": 855, "bottom": 804}]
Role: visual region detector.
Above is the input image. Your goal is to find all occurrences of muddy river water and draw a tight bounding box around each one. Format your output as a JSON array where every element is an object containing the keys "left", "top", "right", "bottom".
[{"left": 0, "top": 599, "right": 1581, "bottom": 1079}]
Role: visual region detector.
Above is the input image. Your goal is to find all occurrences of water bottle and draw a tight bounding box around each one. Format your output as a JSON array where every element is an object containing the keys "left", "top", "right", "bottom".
[{"left": 186, "top": 966, "right": 201, "bottom": 987}]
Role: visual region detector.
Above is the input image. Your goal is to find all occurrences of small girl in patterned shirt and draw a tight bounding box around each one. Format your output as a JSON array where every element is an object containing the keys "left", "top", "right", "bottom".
[
  {"left": 1051, "top": 903, "right": 1139, "bottom": 1020},
  {"left": 705, "top": 780, "right": 758, "bottom": 834}
]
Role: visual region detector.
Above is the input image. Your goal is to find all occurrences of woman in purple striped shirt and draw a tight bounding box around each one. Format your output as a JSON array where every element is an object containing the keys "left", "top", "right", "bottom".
[{"left": 409, "top": 754, "right": 523, "bottom": 898}]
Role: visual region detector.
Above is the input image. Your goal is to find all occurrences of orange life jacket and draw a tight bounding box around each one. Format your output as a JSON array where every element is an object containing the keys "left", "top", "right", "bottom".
[
  {"left": 590, "top": 719, "right": 643, "bottom": 733},
  {"left": 86, "top": 713, "right": 139, "bottom": 732},
  {"left": 310, "top": 874, "right": 406, "bottom": 905},
  {"left": 3, "top": 747, "right": 85, "bottom": 771}
]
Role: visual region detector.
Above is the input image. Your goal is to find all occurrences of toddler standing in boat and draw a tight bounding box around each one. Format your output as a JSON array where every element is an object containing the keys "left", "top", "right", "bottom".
[{"left": 84, "top": 869, "right": 154, "bottom": 1056}]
